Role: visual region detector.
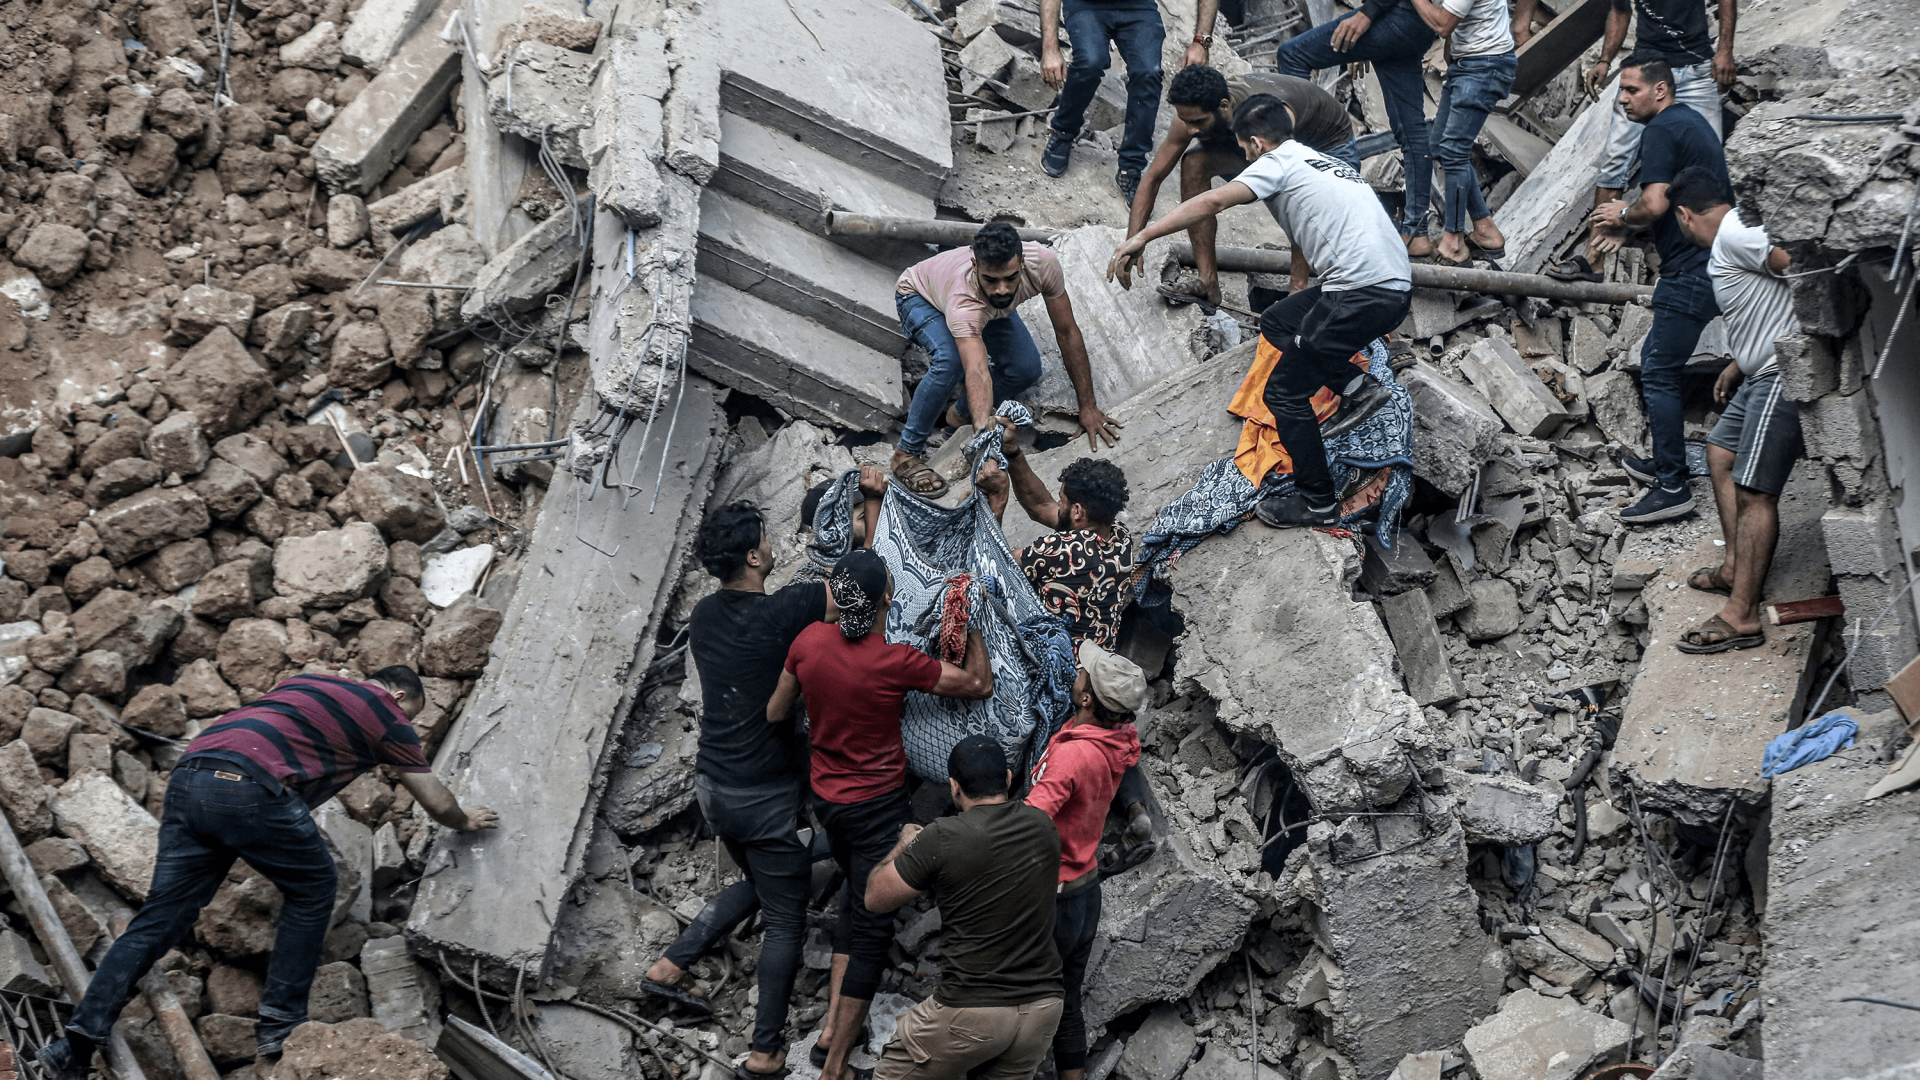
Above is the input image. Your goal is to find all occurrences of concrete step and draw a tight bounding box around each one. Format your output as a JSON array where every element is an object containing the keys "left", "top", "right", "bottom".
[
  {"left": 711, "top": 111, "right": 935, "bottom": 270},
  {"left": 689, "top": 279, "right": 905, "bottom": 432},
  {"left": 695, "top": 188, "right": 907, "bottom": 356},
  {"left": 708, "top": 0, "right": 951, "bottom": 198}
]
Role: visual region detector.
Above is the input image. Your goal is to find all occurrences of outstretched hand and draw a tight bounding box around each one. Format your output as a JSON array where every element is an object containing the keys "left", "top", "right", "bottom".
[
  {"left": 1106, "top": 237, "right": 1148, "bottom": 288},
  {"left": 1079, "top": 404, "right": 1123, "bottom": 449}
]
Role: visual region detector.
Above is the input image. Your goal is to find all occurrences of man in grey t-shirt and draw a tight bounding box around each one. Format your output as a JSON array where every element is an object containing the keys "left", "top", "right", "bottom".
[{"left": 1109, "top": 95, "right": 1411, "bottom": 528}]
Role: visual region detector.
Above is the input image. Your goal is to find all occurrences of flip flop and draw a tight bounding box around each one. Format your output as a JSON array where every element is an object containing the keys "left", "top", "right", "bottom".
[
  {"left": 641, "top": 978, "right": 714, "bottom": 1016},
  {"left": 1676, "top": 614, "right": 1764, "bottom": 654},
  {"left": 1467, "top": 236, "right": 1507, "bottom": 256},
  {"left": 891, "top": 453, "right": 949, "bottom": 498},
  {"left": 810, "top": 1026, "right": 873, "bottom": 1068},
  {"left": 1688, "top": 566, "right": 1732, "bottom": 596},
  {"left": 1156, "top": 283, "right": 1219, "bottom": 312},
  {"left": 1545, "top": 255, "right": 1604, "bottom": 283},
  {"left": 738, "top": 1067, "right": 790, "bottom": 1080}
]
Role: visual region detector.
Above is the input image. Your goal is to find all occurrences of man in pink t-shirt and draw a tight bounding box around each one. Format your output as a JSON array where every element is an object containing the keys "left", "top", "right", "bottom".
[{"left": 892, "top": 222, "right": 1121, "bottom": 498}]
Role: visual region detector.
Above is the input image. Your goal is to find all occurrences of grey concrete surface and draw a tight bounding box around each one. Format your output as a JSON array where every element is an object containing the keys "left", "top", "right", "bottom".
[
  {"left": 313, "top": 0, "right": 463, "bottom": 194},
  {"left": 689, "top": 278, "right": 906, "bottom": 432}
]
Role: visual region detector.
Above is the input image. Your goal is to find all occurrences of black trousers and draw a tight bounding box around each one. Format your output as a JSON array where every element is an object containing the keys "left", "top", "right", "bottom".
[
  {"left": 694, "top": 774, "right": 812, "bottom": 1053},
  {"left": 1258, "top": 284, "right": 1413, "bottom": 505},
  {"left": 813, "top": 786, "right": 912, "bottom": 1001},
  {"left": 1050, "top": 882, "right": 1102, "bottom": 1071}
]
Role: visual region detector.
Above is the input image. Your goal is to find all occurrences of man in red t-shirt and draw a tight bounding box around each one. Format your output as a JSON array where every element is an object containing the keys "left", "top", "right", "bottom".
[
  {"left": 767, "top": 549, "right": 994, "bottom": 1080},
  {"left": 1025, "top": 641, "right": 1146, "bottom": 1080}
]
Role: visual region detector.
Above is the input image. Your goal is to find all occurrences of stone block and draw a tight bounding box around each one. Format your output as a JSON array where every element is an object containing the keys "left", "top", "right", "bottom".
[
  {"left": 1462, "top": 989, "right": 1630, "bottom": 1080},
  {"left": 93, "top": 487, "right": 212, "bottom": 564},
  {"left": 50, "top": 771, "right": 160, "bottom": 900},
  {"left": 1397, "top": 363, "right": 1504, "bottom": 496},
  {"left": 83, "top": 459, "right": 162, "bottom": 506},
  {"left": 193, "top": 560, "right": 260, "bottom": 623},
  {"left": 346, "top": 465, "right": 446, "bottom": 544},
  {"left": 313, "top": 0, "right": 461, "bottom": 194},
  {"left": 144, "top": 539, "right": 216, "bottom": 592},
  {"left": 1447, "top": 768, "right": 1557, "bottom": 844},
  {"left": 15, "top": 223, "right": 89, "bottom": 287},
  {"left": 367, "top": 168, "right": 465, "bottom": 236},
  {"left": 689, "top": 279, "right": 905, "bottom": 433},
  {"left": 1379, "top": 589, "right": 1459, "bottom": 706},
  {"left": 584, "top": 26, "right": 667, "bottom": 228},
  {"left": 1116, "top": 1005, "right": 1196, "bottom": 1080},
  {"left": 176, "top": 657, "right": 242, "bottom": 717},
  {"left": 216, "top": 618, "right": 290, "bottom": 696},
  {"left": 23, "top": 708, "right": 80, "bottom": 764},
  {"left": 488, "top": 39, "right": 596, "bottom": 169},
  {"left": 1585, "top": 369, "right": 1647, "bottom": 452},
  {"left": 145, "top": 412, "right": 211, "bottom": 475},
  {"left": 168, "top": 284, "right": 256, "bottom": 346},
  {"left": 459, "top": 212, "right": 581, "bottom": 324},
  {"left": 25, "top": 836, "right": 89, "bottom": 876},
  {"left": 208, "top": 963, "right": 262, "bottom": 1016},
  {"left": 1456, "top": 577, "right": 1520, "bottom": 641},
  {"left": 158, "top": 328, "right": 276, "bottom": 438},
  {"left": 0, "top": 739, "right": 51, "bottom": 838},
  {"left": 1539, "top": 916, "right": 1615, "bottom": 971},
  {"left": 196, "top": 1014, "right": 258, "bottom": 1067},
  {"left": 420, "top": 596, "right": 502, "bottom": 677},
  {"left": 1360, "top": 534, "right": 1435, "bottom": 597},
  {"left": 1567, "top": 314, "right": 1610, "bottom": 374},
  {"left": 309, "top": 961, "right": 371, "bottom": 1023},
  {"left": 361, "top": 935, "right": 441, "bottom": 1044},
  {"left": 1821, "top": 503, "right": 1903, "bottom": 579},
  {"left": 275, "top": 524, "right": 390, "bottom": 608},
  {"left": 197, "top": 864, "right": 283, "bottom": 958},
  {"left": 0, "top": 928, "right": 52, "bottom": 995},
  {"left": 280, "top": 1016, "right": 450, "bottom": 1079},
  {"left": 956, "top": 30, "right": 1014, "bottom": 96},
  {"left": 1776, "top": 331, "right": 1839, "bottom": 402},
  {"left": 58, "top": 650, "right": 126, "bottom": 697},
  {"left": 955, "top": 0, "right": 1043, "bottom": 44},
  {"left": 340, "top": 0, "right": 441, "bottom": 67},
  {"left": 1801, "top": 386, "right": 1878, "bottom": 462},
  {"left": 282, "top": 20, "right": 343, "bottom": 69},
  {"left": 531, "top": 1002, "right": 637, "bottom": 1080},
  {"left": 1457, "top": 338, "right": 1569, "bottom": 438},
  {"left": 72, "top": 588, "right": 143, "bottom": 651}
]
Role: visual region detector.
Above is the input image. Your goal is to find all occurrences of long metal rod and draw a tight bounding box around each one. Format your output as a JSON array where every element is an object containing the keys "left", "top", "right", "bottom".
[
  {"left": 0, "top": 821, "right": 148, "bottom": 1080},
  {"left": 825, "top": 212, "right": 1657, "bottom": 305}
]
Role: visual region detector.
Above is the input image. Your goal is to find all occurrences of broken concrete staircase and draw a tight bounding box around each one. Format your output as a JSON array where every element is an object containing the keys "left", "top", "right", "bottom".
[{"left": 684, "top": 0, "right": 952, "bottom": 431}]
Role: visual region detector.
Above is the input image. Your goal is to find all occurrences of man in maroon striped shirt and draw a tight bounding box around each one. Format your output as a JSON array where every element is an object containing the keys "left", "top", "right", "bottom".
[{"left": 38, "top": 667, "right": 497, "bottom": 1078}]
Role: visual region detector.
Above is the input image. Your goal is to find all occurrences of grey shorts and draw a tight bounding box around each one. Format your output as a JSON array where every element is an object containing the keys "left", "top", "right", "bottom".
[{"left": 1707, "top": 371, "right": 1802, "bottom": 496}]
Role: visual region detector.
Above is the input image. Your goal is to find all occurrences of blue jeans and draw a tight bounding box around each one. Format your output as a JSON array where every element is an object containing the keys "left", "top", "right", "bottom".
[
  {"left": 1433, "top": 53, "right": 1515, "bottom": 234},
  {"left": 68, "top": 759, "right": 337, "bottom": 1046},
  {"left": 1276, "top": 6, "right": 1436, "bottom": 234},
  {"left": 896, "top": 292, "right": 1044, "bottom": 458},
  {"left": 1640, "top": 271, "right": 1721, "bottom": 490},
  {"left": 1051, "top": 0, "right": 1165, "bottom": 173}
]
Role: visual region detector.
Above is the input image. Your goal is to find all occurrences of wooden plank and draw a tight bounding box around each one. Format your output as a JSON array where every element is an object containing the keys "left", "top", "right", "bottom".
[
  {"left": 1481, "top": 114, "right": 1553, "bottom": 176},
  {"left": 1765, "top": 596, "right": 1845, "bottom": 626},
  {"left": 1511, "top": 0, "right": 1611, "bottom": 102}
]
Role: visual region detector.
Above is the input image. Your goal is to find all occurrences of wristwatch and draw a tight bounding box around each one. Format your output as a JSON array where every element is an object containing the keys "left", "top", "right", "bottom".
[
  {"left": 1192, "top": 33, "right": 1213, "bottom": 46},
  {"left": 1618, "top": 203, "right": 1629, "bottom": 223}
]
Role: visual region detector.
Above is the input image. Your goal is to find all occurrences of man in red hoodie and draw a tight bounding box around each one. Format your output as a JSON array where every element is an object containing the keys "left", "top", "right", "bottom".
[{"left": 1025, "top": 640, "right": 1146, "bottom": 1080}]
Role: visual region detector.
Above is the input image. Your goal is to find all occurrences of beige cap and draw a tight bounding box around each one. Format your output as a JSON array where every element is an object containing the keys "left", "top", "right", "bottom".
[{"left": 1078, "top": 640, "right": 1147, "bottom": 714}]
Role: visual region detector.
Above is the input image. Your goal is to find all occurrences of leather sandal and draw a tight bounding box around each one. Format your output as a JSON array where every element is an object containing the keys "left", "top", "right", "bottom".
[
  {"left": 891, "top": 453, "right": 949, "bottom": 498},
  {"left": 1688, "top": 566, "right": 1732, "bottom": 596},
  {"left": 1676, "top": 614, "right": 1764, "bottom": 654}
]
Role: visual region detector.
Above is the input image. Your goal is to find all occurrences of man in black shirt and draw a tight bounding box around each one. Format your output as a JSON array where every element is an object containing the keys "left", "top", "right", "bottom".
[
  {"left": 1533, "top": 0, "right": 1735, "bottom": 278},
  {"left": 866, "top": 736, "right": 1063, "bottom": 1080},
  {"left": 1583, "top": 57, "right": 1729, "bottom": 525},
  {"left": 642, "top": 499, "right": 850, "bottom": 1078}
]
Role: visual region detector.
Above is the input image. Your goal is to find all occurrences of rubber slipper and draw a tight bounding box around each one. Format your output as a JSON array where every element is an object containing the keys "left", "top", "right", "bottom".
[
  {"left": 1545, "top": 256, "right": 1604, "bottom": 283},
  {"left": 641, "top": 978, "right": 714, "bottom": 1015},
  {"left": 1467, "top": 237, "right": 1507, "bottom": 255},
  {"left": 1688, "top": 566, "right": 1732, "bottom": 596},
  {"left": 810, "top": 1026, "right": 872, "bottom": 1068},
  {"left": 1675, "top": 615, "right": 1764, "bottom": 654},
  {"left": 1156, "top": 283, "right": 1218, "bottom": 312},
  {"left": 738, "top": 1067, "right": 790, "bottom": 1080}
]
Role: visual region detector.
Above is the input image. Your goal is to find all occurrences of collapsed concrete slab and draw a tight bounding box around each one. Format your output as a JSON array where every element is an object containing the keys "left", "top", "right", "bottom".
[
  {"left": 706, "top": 0, "right": 952, "bottom": 198},
  {"left": 1490, "top": 77, "right": 1618, "bottom": 276},
  {"left": 1461, "top": 988, "right": 1631, "bottom": 1080},
  {"left": 486, "top": 39, "right": 596, "bottom": 169},
  {"left": 407, "top": 378, "right": 724, "bottom": 976},
  {"left": 459, "top": 211, "right": 583, "bottom": 323},
  {"left": 1762, "top": 735, "right": 1920, "bottom": 1079},
  {"left": 1397, "top": 363, "right": 1504, "bottom": 498},
  {"left": 710, "top": 111, "right": 933, "bottom": 238},
  {"left": 695, "top": 189, "right": 907, "bottom": 355},
  {"left": 1613, "top": 460, "right": 1830, "bottom": 825},
  {"left": 1013, "top": 227, "right": 1210, "bottom": 422},
  {"left": 340, "top": 0, "right": 441, "bottom": 68},
  {"left": 313, "top": 0, "right": 462, "bottom": 194},
  {"left": 688, "top": 279, "right": 905, "bottom": 432},
  {"left": 584, "top": 19, "right": 671, "bottom": 228}
]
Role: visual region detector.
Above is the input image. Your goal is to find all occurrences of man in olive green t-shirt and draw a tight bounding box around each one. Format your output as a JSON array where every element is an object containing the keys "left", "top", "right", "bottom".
[{"left": 864, "top": 736, "right": 1063, "bottom": 1080}]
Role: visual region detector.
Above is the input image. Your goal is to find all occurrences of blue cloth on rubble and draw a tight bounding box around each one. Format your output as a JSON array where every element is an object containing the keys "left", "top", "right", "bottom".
[
  {"left": 1761, "top": 711, "right": 1859, "bottom": 778},
  {"left": 808, "top": 403, "right": 1077, "bottom": 782},
  {"left": 1129, "top": 338, "right": 1412, "bottom": 603}
]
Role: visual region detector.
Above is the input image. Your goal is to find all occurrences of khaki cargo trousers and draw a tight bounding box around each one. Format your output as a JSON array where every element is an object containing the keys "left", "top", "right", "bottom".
[{"left": 875, "top": 995, "right": 1065, "bottom": 1080}]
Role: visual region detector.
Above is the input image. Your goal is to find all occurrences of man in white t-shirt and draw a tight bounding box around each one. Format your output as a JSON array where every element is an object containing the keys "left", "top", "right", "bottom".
[
  {"left": 1407, "top": 0, "right": 1517, "bottom": 265},
  {"left": 1109, "top": 95, "right": 1411, "bottom": 528},
  {"left": 1666, "top": 165, "right": 1802, "bottom": 656}
]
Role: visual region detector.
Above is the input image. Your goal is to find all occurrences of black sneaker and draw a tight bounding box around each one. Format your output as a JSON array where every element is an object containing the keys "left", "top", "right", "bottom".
[
  {"left": 1545, "top": 255, "right": 1604, "bottom": 283},
  {"left": 1321, "top": 375, "right": 1392, "bottom": 440},
  {"left": 1041, "top": 129, "right": 1073, "bottom": 177},
  {"left": 36, "top": 1037, "right": 92, "bottom": 1080},
  {"left": 1621, "top": 455, "right": 1657, "bottom": 485},
  {"left": 1619, "top": 485, "right": 1695, "bottom": 524},
  {"left": 255, "top": 1018, "right": 304, "bottom": 1056},
  {"left": 1116, "top": 168, "right": 1141, "bottom": 207},
  {"left": 1255, "top": 493, "right": 1340, "bottom": 528}
]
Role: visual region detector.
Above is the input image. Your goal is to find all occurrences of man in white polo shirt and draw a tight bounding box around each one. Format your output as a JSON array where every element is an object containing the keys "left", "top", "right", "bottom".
[
  {"left": 1667, "top": 165, "right": 1802, "bottom": 655},
  {"left": 1108, "top": 94, "right": 1412, "bottom": 528}
]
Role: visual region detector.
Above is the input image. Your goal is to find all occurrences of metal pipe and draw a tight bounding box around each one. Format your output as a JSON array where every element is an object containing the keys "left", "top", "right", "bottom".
[
  {"left": 825, "top": 213, "right": 1657, "bottom": 305},
  {"left": 108, "top": 916, "right": 220, "bottom": 1080},
  {"left": 0, "top": 820, "right": 148, "bottom": 1080}
]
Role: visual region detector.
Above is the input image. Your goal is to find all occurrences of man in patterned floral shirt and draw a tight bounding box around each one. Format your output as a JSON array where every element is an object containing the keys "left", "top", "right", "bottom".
[{"left": 980, "top": 450, "right": 1135, "bottom": 651}]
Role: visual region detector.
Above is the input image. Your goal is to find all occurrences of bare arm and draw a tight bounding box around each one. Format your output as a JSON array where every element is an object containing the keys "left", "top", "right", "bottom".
[
  {"left": 1107, "top": 182, "right": 1259, "bottom": 287},
  {"left": 957, "top": 334, "right": 996, "bottom": 440},
  {"left": 864, "top": 824, "right": 926, "bottom": 912},
  {"left": 1040, "top": 0, "right": 1065, "bottom": 87},
  {"left": 1590, "top": 182, "right": 1668, "bottom": 231},
  {"left": 1510, "top": 0, "right": 1538, "bottom": 45},
  {"left": 1006, "top": 444, "right": 1065, "bottom": 528},
  {"left": 1712, "top": 0, "right": 1737, "bottom": 87},
  {"left": 1767, "top": 246, "right": 1790, "bottom": 273},
  {"left": 398, "top": 772, "right": 498, "bottom": 832},
  {"left": 1044, "top": 291, "right": 1119, "bottom": 450},
  {"left": 1407, "top": 0, "right": 1460, "bottom": 38},
  {"left": 857, "top": 464, "right": 888, "bottom": 549},
  {"left": 1586, "top": 2, "right": 1630, "bottom": 98},
  {"left": 767, "top": 668, "right": 801, "bottom": 723},
  {"left": 931, "top": 630, "right": 994, "bottom": 699},
  {"left": 1185, "top": 0, "right": 1219, "bottom": 66}
]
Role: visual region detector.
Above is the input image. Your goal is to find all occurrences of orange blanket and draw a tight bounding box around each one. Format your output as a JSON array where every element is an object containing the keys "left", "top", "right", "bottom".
[{"left": 1227, "top": 337, "right": 1372, "bottom": 485}]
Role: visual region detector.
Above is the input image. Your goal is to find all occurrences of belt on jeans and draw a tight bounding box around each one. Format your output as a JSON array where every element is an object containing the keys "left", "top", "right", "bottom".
[{"left": 1058, "top": 868, "right": 1098, "bottom": 895}]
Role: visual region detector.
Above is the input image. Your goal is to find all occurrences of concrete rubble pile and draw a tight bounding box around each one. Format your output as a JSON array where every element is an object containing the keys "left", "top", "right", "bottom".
[{"left": 0, "top": 0, "right": 1914, "bottom": 1071}]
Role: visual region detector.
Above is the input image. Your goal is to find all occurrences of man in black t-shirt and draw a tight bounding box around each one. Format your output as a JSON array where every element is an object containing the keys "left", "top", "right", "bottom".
[
  {"left": 1584, "top": 57, "right": 1729, "bottom": 526},
  {"left": 866, "top": 736, "right": 1064, "bottom": 1080},
  {"left": 642, "top": 499, "right": 846, "bottom": 1078},
  {"left": 1532, "top": 0, "right": 1734, "bottom": 277}
]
